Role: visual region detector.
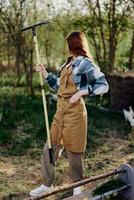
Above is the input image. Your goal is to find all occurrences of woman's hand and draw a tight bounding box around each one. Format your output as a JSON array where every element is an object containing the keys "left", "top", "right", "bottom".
[
  {"left": 69, "top": 92, "right": 81, "bottom": 104},
  {"left": 69, "top": 90, "right": 89, "bottom": 104},
  {"left": 35, "top": 64, "right": 48, "bottom": 78}
]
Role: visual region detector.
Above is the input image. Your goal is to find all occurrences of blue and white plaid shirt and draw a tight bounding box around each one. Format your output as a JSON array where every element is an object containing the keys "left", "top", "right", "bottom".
[{"left": 44, "top": 56, "right": 109, "bottom": 96}]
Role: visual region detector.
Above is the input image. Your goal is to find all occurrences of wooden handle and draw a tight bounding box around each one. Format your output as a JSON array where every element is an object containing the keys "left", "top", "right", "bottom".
[{"left": 33, "top": 36, "right": 51, "bottom": 149}]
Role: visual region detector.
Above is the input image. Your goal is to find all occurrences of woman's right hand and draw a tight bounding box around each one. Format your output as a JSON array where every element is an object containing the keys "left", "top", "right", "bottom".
[{"left": 35, "top": 64, "right": 48, "bottom": 78}]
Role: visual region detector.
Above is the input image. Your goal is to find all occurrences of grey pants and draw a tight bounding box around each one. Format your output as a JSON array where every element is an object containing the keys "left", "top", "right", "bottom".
[{"left": 41, "top": 142, "right": 84, "bottom": 187}]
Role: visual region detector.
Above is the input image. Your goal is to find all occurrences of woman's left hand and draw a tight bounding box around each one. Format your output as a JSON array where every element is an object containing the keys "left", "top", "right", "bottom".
[{"left": 69, "top": 91, "right": 81, "bottom": 104}]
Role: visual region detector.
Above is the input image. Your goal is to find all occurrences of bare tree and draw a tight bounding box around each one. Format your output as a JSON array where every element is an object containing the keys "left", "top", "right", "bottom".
[
  {"left": 128, "top": 30, "right": 134, "bottom": 70},
  {"left": 84, "top": 0, "right": 133, "bottom": 72},
  {"left": 0, "top": 0, "right": 37, "bottom": 94},
  {"left": 0, "top": 0, "right": 26, "bottom": 81},
  {"left": 51, "top": 0, "right": 75, "bottom": 60}
]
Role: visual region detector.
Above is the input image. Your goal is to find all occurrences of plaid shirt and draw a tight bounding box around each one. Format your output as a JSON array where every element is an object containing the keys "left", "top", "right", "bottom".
[{"left": 44, "top": 56, "right": 109, "bottom": 96}]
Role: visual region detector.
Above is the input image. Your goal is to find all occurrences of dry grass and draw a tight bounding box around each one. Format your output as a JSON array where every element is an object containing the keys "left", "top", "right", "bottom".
[{"left": 0, "top": 136, "right": 134, "bottom": 200}]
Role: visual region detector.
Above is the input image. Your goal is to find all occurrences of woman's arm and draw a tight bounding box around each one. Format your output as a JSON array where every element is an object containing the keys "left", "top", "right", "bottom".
[
  {"left": 85, "top": 67, "right": 109, "bottom": 96},
  {"left": 45, "top": 72, "right": 59, "bottom": 92},
  {"left": 35, "top": 64, "right": 59, "bottom": 92},
  {"left": 70, "top": 75, "right": 109, "bottom": 104},
  {"left": 70, "top": 59, "right": 109, "bottom": 103},
  {"left": 78, "top": 58, "right": 109, "bottom": 96}
]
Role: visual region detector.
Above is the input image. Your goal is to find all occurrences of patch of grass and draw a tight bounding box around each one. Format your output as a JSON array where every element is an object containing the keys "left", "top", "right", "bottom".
[
  {"left": 0, "top": 130, "right": 12, "bottom": 144},
  {"left": 93, "top": 178, "right": 126, "bottom": 196},
  {"left": 0, "top": 71, "right": 131, "bottom": 156},
  {"left": 0, "top": 77, "right": 56, "bottom": 155},
  {"left": 0, "top": 91, "right": 129, "bottom": 156}
]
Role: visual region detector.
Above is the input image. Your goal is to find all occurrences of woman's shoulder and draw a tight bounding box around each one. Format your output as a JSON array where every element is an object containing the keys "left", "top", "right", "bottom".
[
  {"left": 82, "top": 56, "right": 99, "bottom": 68},
  {"left": 74, "top": 56, "right": 100, "bottom": 74}
]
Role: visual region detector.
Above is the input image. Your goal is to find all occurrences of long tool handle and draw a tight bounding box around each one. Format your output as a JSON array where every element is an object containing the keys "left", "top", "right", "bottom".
[{"left": 33, "top": 36, "right": 52, "bottom": 149}]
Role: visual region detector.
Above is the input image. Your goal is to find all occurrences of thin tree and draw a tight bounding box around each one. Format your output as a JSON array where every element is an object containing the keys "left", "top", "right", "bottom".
[
  {"left": 0, "top": 0, "right": 26, "bottom": 82},
  {"left": 84, "top": 0, "right": 132, "bottom": 72},
  {"left": 128, "top": 30, "right": 134, "bottom": 70}
]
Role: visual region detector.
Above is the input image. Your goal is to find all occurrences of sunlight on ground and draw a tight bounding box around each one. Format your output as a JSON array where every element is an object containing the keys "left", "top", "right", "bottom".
[
  {"left": 0, "top": 136, "right": 134, "bottom": 199},
  {"left": 0, "top": 161, "right": 16, "bottom": 176}
]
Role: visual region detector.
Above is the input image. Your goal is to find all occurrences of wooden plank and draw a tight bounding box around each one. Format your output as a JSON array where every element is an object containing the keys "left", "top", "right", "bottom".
[{"left": 24, "top": 169, "right": 126, "bottom": 200}]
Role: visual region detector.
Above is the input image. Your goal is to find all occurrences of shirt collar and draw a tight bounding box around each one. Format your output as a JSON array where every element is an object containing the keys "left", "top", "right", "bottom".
[{"left": 72, "top": 56, "right": 84, "bottom": 67}]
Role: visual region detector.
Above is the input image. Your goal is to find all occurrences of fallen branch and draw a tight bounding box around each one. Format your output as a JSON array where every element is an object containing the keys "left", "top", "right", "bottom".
[{"left": 24, "top": 169, "right": 126, "bottom": 200}]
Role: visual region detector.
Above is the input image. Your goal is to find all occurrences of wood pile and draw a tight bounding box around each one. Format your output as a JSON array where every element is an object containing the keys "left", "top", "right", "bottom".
[{"left": 107, "top": 72, "right": 134, "bottom": 110}]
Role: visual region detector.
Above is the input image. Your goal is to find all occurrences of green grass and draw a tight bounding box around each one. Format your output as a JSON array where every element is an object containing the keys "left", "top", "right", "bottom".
[
  {"left": 93, "top": 178, "right": 126, "bottom": 196},
  {"left": 0, "top": 72, "right": 57, "bottom": 155},
  {"left": 0, "top": 93, "right": 56, "bottom": 155},
  {"left": 1, "top": 74, "right": 133, "bottom": 200},
  {"left": 0, "top": 70, "right": 130, "bottom": 156},
  {"left": 0, "top": 89, "right": 128, "bottom": 155}
]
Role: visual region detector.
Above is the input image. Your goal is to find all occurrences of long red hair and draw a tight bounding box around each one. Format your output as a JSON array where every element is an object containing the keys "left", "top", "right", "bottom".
[{"left": 66, "top": 31, "right": 93, "bottom": 61}]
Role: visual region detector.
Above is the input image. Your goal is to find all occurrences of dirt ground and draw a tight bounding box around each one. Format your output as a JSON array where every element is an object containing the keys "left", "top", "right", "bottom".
[{"left": 0, "top": 137, "right": 134, "bottom": 200}]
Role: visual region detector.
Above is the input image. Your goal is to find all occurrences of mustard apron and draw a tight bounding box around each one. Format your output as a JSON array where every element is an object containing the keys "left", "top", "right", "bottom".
[{"left": 50, "top": 64, "right": 87, "bottom": 153}]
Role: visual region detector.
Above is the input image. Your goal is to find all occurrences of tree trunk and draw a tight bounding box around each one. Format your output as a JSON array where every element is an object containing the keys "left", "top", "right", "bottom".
[
  {"left": 45, "top": 38, "right": 51, "bottom": 69},
  {"left": 96, "top": 0, "right": 107, "bottom": 62},
  {"left": 128, "top": 30, "right": 134, "bottom": 70},
  {"left": 15, "top": 32, "right": 23, "bottom": 84},
  {"left": 7, "top": 50, "right": 11, "bottom": 67},
  {"left": 29, "top": 46, "right": 34, "bottom": 95},
  {"left": 108, "top": 36, "right": 117, "bottom": 72},
  {"left": 22, "top": 55, "right": 29, "bottom": 94},
  {"left": 91, "top": 29, "right": 101, "bottom": 66},
  {"left": 108, "top": 0, "right": 117, "bottom": 72},
  {"left": 15, "top": 47, "right": 21, "bottom": 84}
]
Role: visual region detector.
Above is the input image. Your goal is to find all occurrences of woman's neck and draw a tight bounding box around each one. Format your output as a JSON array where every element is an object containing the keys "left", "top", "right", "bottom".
[
  {"left": 73, "top": 55, "right": 79, "bottom": 61},
  {"left": 73, "top": 55, "right": 78, "bottom": 58}
]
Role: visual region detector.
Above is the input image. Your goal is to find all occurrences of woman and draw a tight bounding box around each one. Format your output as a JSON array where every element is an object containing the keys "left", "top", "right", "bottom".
[{"left": 30, "top": 31, "right": 109, "bottom": 197}]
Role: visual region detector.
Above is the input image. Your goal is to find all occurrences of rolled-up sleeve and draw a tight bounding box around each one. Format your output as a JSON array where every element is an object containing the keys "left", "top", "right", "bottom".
[
  {"left": 80, "top": 59, "right": 109, "bottom": 96},
  {"left": 87, "top": 64, "right": 109, "bottom": 96},
  {"left": 44, "top": 72, "right": 59, "bottom": 92},
  {"left": 88, "top": 75, "right": 109, "bottom": 96}
]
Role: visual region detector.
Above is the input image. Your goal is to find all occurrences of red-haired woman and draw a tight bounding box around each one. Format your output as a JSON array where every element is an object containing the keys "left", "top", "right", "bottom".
[{"left": 30, "top": 31, "right": 109, "bottom": 197}]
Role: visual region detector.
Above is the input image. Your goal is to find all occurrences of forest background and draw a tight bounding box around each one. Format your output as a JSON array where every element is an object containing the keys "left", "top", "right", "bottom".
[{"left": 0, "top": 0, "right": 134, "bottom": 199}]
